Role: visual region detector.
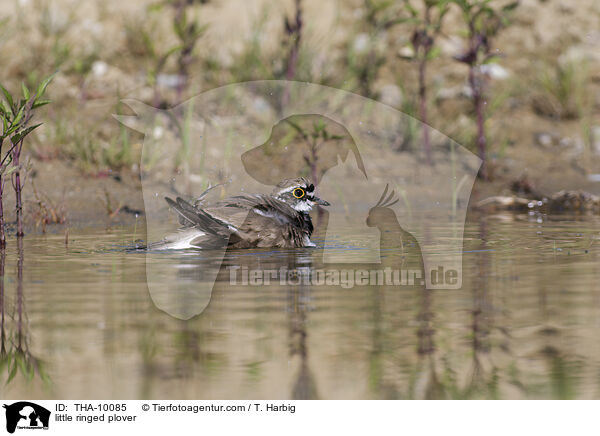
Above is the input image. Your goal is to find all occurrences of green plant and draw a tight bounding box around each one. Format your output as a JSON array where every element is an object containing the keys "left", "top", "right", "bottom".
[
  {"left": 344, "top": 0, "right": 406, "bottom": 97},
  {"left": 62, "top": 125, "right": 137, "bottom": 175},
  {"left": 146, "top": 0, "right": 208, "bottom": 105},
  {"left": 532, "top": 61, "right": 590, "bottom": 120},
  {"left": 399, "top": 0, "right": 450, "bottom": 165},
  {"left": 102, "top": 187, "right": 123, "bottom": 220},
  {"left": 124, "top": 14, "right": 161, "bottom": 59},
  {"left": 0, "top": 74, "right": 53, "bottom": 242},
  {"left": 283, "top": 0, "right": 303, "bottom": 81},
  {"left": 280, "top": 0, "right": 303, "bottom": 108},
  {"left": 284, "top": 118, "right": 344, "bottom": 185},
  {"left": 391, "top": 89, "right": 420, "bottom": 152},
  {"left": 38, "top": 3, "right": 74, "bottom": 71},
  {"left": 228, "top": 9, "right": 275, "bottom": 82},
  {"left": 451, "top": 0, "right": 518, "bottom": 180},
  {"left": 30, "top": 182, "right": 66, "bottom": 233},
  {"left": 175, "top": 95, "right": 195, "bottom": 176}
]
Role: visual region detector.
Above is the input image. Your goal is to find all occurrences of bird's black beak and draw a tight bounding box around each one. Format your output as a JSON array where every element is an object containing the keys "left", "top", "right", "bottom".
[{"left": 314, "top": 197, "right": 330, "bottom": 206}]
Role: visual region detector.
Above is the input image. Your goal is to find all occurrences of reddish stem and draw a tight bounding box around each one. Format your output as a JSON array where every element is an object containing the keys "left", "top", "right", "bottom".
[
  {"left": 418, "top": 56, "right": 432, "bottom": 165},
  {"left": 281, "top": 0, "right": 302, "bottom": 109},
  {"left": 12, "top": 140, "right": 24, "bottom": 236},
  {"left": 311, "top": 150, "right": 318, "bottom": 190},
  {"left": 16, "top": 237, "right": 23, "bottom": 350},
  {"left": 469, "top": 65, "right": 487, "bottom": 180},
  {"left": 286, "top": 0, "right": 302, "bottom": 81},
  {"left": 0, "top": 177, "right": 5, "bottom": 247},
  {"left": 421, "top": 7, "right": 433, "bottom": 165},
  {"left": 0, "top": 246, "right": 5, "bottom": 355}
]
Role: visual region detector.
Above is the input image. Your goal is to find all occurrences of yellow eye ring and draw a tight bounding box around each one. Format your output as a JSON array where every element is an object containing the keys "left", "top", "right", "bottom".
[{"left": 292, "top": 188, "right": 305, "bottom": 199}]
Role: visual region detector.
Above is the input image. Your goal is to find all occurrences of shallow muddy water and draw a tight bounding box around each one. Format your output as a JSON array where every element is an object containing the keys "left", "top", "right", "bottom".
[{"left": 1, "top": 214, "right": 600, "bottom": 399}]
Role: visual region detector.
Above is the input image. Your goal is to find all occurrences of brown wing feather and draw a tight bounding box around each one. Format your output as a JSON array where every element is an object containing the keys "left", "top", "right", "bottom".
[{"left": 165, "top": 193, "right": 313, "bottom": 248}]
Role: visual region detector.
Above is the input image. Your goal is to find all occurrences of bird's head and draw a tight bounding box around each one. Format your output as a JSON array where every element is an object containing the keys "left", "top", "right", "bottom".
[{"left": 273, "top": 177, "right": 330, "bottom": 212}]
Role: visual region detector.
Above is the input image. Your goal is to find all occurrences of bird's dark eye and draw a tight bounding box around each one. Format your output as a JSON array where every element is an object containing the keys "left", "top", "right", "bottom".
[{"left": 292, "top": 188, "right": 305, "bottom": 199}]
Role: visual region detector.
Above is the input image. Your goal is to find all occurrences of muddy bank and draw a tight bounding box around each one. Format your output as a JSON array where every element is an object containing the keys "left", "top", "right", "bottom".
[
  {"left": 10, "top": 159, "right": 144, "bottom": 235},
  {"left": 10, "top": 150, "right": 600, "bottom": 239}
]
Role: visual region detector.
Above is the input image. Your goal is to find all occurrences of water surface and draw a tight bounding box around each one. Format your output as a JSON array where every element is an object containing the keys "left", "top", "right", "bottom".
[{"left": 1, "top": 215, "right": 599, "bottom": 399}]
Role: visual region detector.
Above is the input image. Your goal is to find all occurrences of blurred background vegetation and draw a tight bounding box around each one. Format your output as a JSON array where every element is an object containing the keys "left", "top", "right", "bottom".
[{"left": 0, "top": 0, "right": 598, "bottom": 224}]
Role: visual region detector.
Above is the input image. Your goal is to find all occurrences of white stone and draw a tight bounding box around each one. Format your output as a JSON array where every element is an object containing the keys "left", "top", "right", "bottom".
[
  {"left": 398, "top": 46, "right": 414, "bottom": 59},
  {"left": 559, "top": 41, "right": 600, "bottom": 80},
  {"left": 91, "top": 61, "right": 108, "bottom": 78},
  {"left": 156, "top": 74, "right": 185, "bottom": 89},
  {"left": 436, "top": 85, "right": 472, "bottom": 101},
  {"left": 535, "top": 132, "right": 554, "bottom": 148},
  {"left": 478, "top": 64, "right": 511, "bottom": 80},
  {"left": 152, "top": 126, "right": 164, "bottom": 140},
  {"left": 378, "top": 84, "right": 403, "bottom": 108},
  {"left": 352, "top": 33, "right": 370, "bottom": 54},
  {"left": 437, "top": 35, "right": 465, "bottom": 58}
]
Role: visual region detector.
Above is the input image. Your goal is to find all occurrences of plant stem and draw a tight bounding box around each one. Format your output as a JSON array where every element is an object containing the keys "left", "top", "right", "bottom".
[
  {"left": 419, "top": 5, "right": 433, "bottom": 166},
  {"left": 133, "top": 214, "right": 138, "bottom": 244},
  {"left": 310, "top": 139, "right": 319, "bottom": 186},
  {"left": 286, "top": 0, "right": 302, "bottom": 81},
  {"left": 469, "top": 65, "right": 487, "bottom": 180},
  {"left": 281, "top": 0, "right": 302, "bottom": 109},
  {"left": 0, "top": 177, "right": 5, "bottom": 247},
  {"left": 12, "top": 140, "right": 24, "bottom": 236},
  {"left": 418, "top": 55, "right": 432, "bottom": 165},
  {"left": 0, "top": 135, "right": 4, "bottom": 248},
  {"left": 0, "top": 246, "right": 5, "bottom": 355},
  {"left": 16, "top": 236, "right": 23, "bottom": 350},
  {"left": 173, "top": 0, "right": 191, "bottom": 101}
]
